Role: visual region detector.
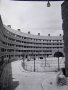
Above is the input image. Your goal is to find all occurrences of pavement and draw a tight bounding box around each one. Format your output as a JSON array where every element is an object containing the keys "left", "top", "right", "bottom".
[{"left": 1, "top": 60, "right": 68, "bottom": 90}]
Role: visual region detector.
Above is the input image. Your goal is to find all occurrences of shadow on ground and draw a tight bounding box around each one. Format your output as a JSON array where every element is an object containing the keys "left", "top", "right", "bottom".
[{"left": 1, "top": 62, "right": 19, "bottom": 90}]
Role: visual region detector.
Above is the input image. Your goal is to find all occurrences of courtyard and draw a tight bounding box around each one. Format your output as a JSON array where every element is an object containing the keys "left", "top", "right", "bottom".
[{"left": 1, "top": 58, "right": 68, "bottom": 90}]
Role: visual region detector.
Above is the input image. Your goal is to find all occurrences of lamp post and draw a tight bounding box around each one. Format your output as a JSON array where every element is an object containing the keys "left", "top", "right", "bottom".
[
  {"left": 45, "top": 54, "right": 47, "bottom": 67},
  {"left": 34, "top": 57, "right": 36, "bottom": 72},
  {"left": 32, "top": 52, "right": 36, "bottom": 72},
  {"left": 26, "top": 52, "right": 29, "bottom": 61},
  {"left": 47, "top": 0, "right": 51, "bottom": 7},
  {"left": 22, "top": 53, "right": 25, "bottom": 68},
  {"left": 57, "top": 49, "right": 60, "bottom": 71}
]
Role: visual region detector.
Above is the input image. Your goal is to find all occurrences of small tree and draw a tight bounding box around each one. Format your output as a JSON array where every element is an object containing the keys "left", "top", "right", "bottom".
[
  {"left": 22, "top": 53, "right": 25, "bottom": 68},
  {"left": 44, "top": 54, "right": 47, "bottom": 67},
  {"left": 32, "top": 52, "right": 36, "bottom": 72}
]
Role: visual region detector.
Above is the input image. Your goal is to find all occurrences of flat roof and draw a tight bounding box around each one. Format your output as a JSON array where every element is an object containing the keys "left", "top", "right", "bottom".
[{"left": 4, "top": 25, "right": 63, "bottom": 40}]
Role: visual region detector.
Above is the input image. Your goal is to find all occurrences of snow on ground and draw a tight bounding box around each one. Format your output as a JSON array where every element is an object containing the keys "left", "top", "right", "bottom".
[
  {"left": 11, "top": 60, "right": 58, "bottom": 90},
  {"left": 2, "top": 59, "right": 68, "bottom": 90}
]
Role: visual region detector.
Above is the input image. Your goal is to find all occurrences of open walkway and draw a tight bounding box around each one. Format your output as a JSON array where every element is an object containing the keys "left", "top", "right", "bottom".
[{"left": 1, "top": 60, "right": 68, "bottom": 90}]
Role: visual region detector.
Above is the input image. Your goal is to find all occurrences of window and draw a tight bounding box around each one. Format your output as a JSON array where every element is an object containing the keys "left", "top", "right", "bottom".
[
  {"left": 60, "top": 43, "right": 62, "bottom": 45},
  {"left": 1, "top": 48, "right": 5, "bottom": 52}
]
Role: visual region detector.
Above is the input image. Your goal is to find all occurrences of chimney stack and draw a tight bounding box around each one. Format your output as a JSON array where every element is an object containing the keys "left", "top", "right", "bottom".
[
  {"left": 7, "top": 25, "right": 11, "bottom": 28},
  {"left": 38, "top": 33, "right": 40, "bottom": 36},
  {"left": 28, "top": 31, "right": 30, "bottom": 34},
  {"left": 48, "top": 34, "right": 50, "bottom": 36},
  {"left": 18, "top": 29, "right": 20, "bottom": 31},
  {"left": 59, "top": 34, "right": 62, "bottom": 36}
]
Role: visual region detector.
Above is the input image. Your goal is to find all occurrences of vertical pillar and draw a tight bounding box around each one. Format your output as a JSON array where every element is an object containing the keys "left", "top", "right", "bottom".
[
  {"left": 61, "top": 1, "right": 68, "bottom": 77},
  {"left": 34, "top": 57, "right": 35, "bottom": 72},
  {"left": 2, "top": 56, "right": 4, "bottom": 64}
]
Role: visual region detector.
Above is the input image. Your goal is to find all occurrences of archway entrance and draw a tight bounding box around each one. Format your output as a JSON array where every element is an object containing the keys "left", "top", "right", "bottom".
[
  {"left": 54, "top": 51, "right": 64, "bottom": 70},
  {"left": 54, "top": 51, "right": 64, "bottom": 57}
]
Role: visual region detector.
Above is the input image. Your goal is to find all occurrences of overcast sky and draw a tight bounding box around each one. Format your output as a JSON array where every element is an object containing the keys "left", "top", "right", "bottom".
[{"left": 0, "top": 0, "right": 63, "bottom": 36}]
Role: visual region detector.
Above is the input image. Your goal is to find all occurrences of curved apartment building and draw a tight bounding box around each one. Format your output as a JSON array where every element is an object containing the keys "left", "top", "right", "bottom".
[{"left": 0, "top": 15, "right": 64, "bottom": 63}]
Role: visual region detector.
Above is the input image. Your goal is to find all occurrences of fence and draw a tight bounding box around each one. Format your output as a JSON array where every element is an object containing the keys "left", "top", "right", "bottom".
[{"left": 24, "top": 57, "right": 65, "bottom": 72}]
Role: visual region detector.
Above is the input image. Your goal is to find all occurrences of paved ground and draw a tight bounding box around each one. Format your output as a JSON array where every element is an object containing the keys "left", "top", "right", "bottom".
[{"left": 1, "top": 60, "right": 68, "bottom": 90}]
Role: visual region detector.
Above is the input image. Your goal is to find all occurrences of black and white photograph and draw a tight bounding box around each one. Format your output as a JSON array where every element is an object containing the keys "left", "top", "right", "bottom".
[{"left": 0, "top": 0, "right": 68, "bottom": 90}]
